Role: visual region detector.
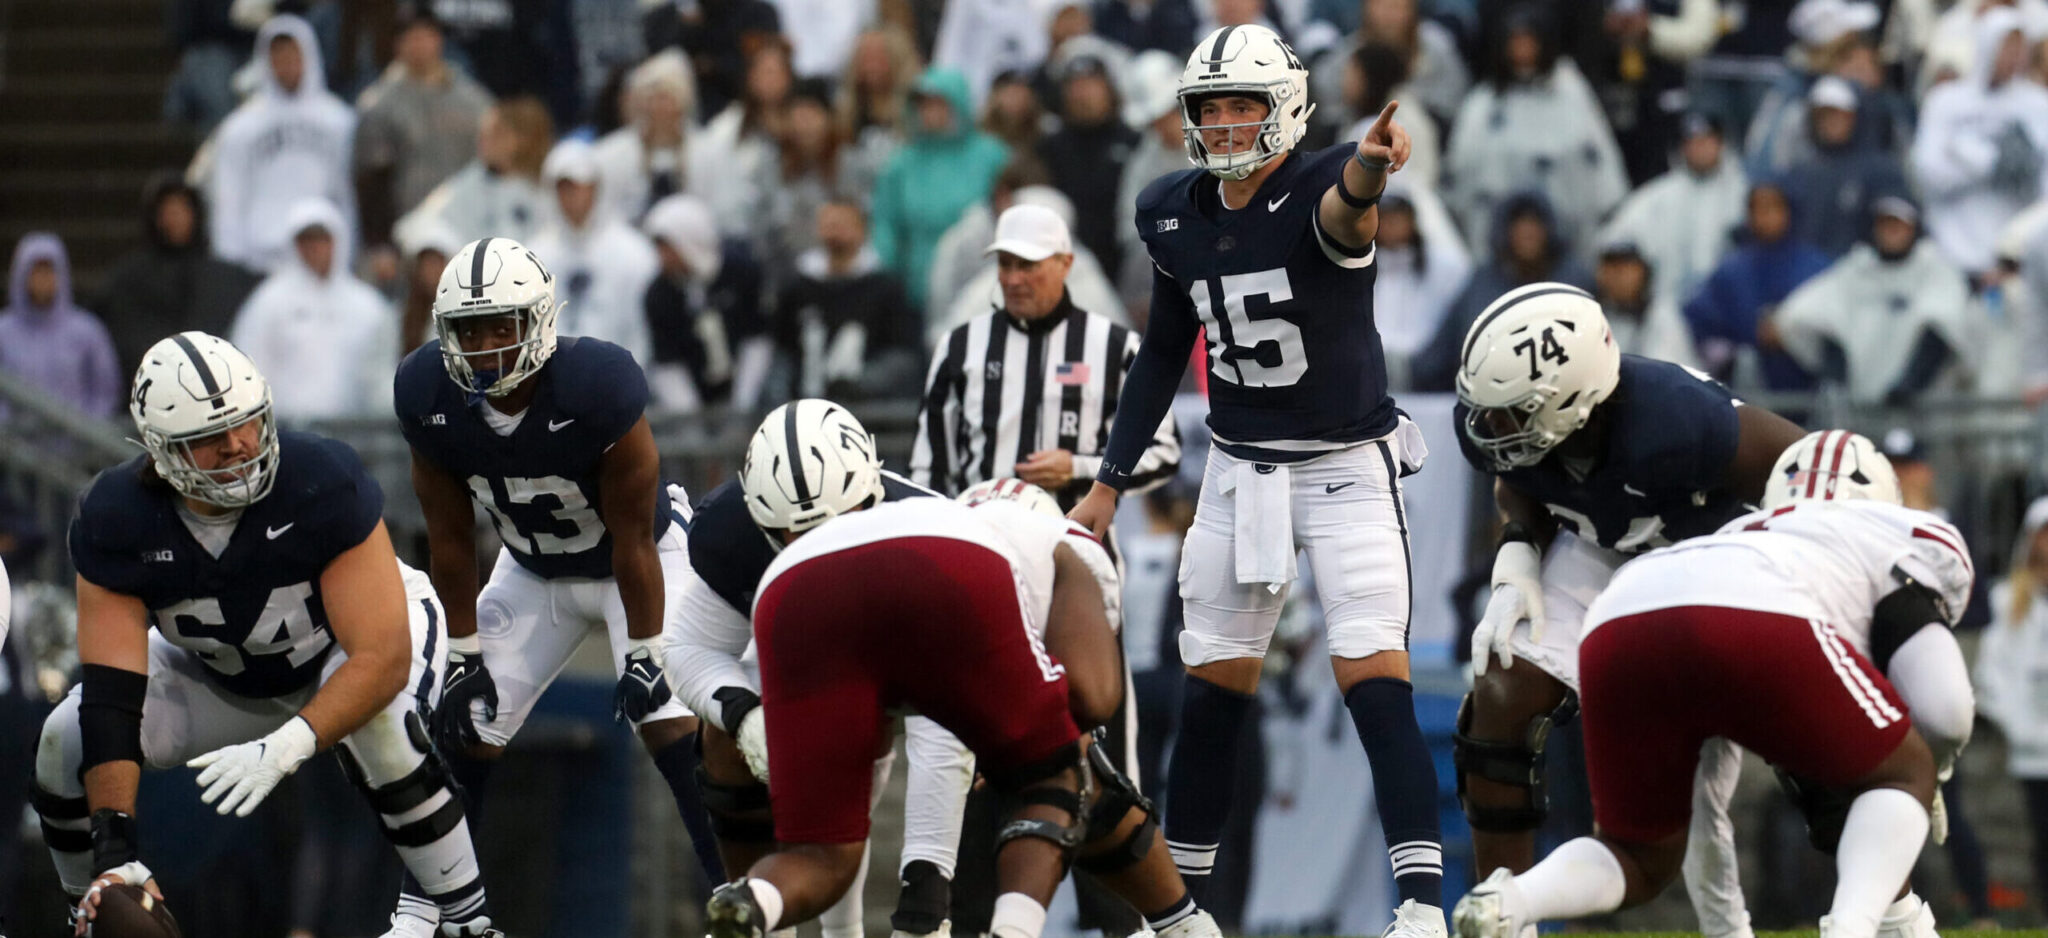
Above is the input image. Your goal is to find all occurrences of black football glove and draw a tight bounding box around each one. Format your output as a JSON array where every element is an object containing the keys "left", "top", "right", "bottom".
[
  {"left": 614, "top": 642, "right": 673, "bottom": 724},
  {"left": 435, "top": 640, "right": 499, "bottom": 752}
]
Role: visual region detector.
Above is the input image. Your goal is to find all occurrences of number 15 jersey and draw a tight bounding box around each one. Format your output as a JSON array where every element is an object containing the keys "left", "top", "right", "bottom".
[{"left": 1131, "top": 143, "right": 1396, "bottom": 463}]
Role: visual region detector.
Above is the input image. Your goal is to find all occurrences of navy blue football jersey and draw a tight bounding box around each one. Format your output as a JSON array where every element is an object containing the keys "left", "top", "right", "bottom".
[
  {"left": 69, "top": 432, "right": 383, "bottom": 698},
  {"left": 1456, "top": 356, "right": 1747, "bottom": 553},
  {"left": 688, "top": 471, "right": 937, "bottom": 615},
  {"left": 1130, "top": 143, "right": 1397, "bottom": 462},
  {"left": 394, "top": 336, "right": 669, "bottom": 580}
]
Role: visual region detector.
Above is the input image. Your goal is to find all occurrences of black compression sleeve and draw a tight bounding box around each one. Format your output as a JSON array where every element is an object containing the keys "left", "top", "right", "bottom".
[
  {"left": 79, "top": 664, "right": 147, "bottom": 771},
  {"left": 1099, "top": 266, "right": 1200, "bottom": 491},
  {"left": 1870, "top": 582, "right": 1947, "bottom": 673}
]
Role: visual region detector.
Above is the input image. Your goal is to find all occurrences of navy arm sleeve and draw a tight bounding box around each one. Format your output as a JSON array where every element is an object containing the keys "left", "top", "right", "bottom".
[{"left": 1097, "top": 266, "right": 1200, "bottom": 491}]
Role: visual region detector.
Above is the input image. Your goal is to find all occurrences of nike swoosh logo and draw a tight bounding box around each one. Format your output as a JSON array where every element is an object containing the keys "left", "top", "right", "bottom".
[
  {"left": 441, "top": 861, "right": 461, "bottom": 875},
  {"left": 1623, "top": 484, "right": 1647, "bottom": 497},
  {"left": 1267, "top": 193, "right": 1291, "bottom": 212},
  {"left": 1325, "top": 482, "right": 1356, "bottom": 494},
  {"left": 548, "top": 418, "right": 575, "bottom": 431},
  {"left": 266, "top": 523, "right": 294, "bottom": 539}
]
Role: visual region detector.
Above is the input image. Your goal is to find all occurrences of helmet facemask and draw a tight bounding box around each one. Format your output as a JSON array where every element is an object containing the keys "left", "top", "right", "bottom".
[
  {"left": 142, "top": 399, "right": 280, "bottom": 509},
  {"left": 1181, "top": 85, "right": 1311, "bottom": 180},
  {"left": 436, "top": 300, "right": 556, "bottom": 402},
  {"left": 1462, "top": 388, "right": 1565, "bottom": 472}
]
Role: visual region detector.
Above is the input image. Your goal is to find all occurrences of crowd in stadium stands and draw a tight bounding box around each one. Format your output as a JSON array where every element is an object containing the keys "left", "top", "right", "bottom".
[{"left": 17, "top": 0, "right": 2048, "bottom": 927}]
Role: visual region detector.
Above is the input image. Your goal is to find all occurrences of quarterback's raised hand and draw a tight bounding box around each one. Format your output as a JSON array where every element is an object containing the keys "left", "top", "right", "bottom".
[
  {"left": 614, "top": 640, "right": 674, "bottom": 724},
  {"left": 188, "top": 716, "right": 318, "bottom": 817},
  {"left": 1471, "top": 539, "right": 1547, "bottom": 677},
  {"left": 436, "top": 635, "right": 499, "bottom": 751},
  {"left": 1356, "top": 100, "right": 1411, "bottom": 175}
]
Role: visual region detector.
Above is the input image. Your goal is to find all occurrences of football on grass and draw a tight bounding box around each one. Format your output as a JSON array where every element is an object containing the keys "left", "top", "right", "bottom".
[{"left": 88, "top": 884, "right": 182, "bottom": 938}]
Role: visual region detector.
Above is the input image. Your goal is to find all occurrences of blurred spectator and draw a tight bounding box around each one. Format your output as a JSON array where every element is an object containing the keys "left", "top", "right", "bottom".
[
  {"left": 1564, "top": 0, "right": 1723, "bottom": 187},
  {"left": 1442, "top": 5, "right": 1628, "bottom": 261},
  {"left": 1912, "top": 6, "right": 2048, "bottom": 278},
  {"left": 697, "top": 38, "right": 797, "bottom": 227},
  {"left": 164, "top": 0, "right": 254, "bottom": 133},
  {"left": 353, "top": 6, "right": 493, "bottom": 273},
  {"left": 1683, "top": 180, "right": 1832, "bottom": 392},
  {"left": 1742, "top": 0, "right": 1880, "bottom": 170},
  {"left": 433, "top": 0, "right": 579, "bottom": 123},
  {"left": 742, "top": 79, "right": 885, "bottom": 286},
  {"left": 873, "top": 67, "right": 1012, "bottom": 313},
  {"left": 570, "top": 0, "right": 650, "bottom": 112},
  {"left": 1599, "top": 112, "right": 1746, "bottom": 310},
  {"left": 528, "top": 140, "right": 661, "bottom": 364},
  {"left": 933, "top": 185, "right": 1126, "bottom": 345},
  {"left": 931, "top": 0, "right": 1053, "bottom": 109},
  {"left": 837, "top": 26, "right": 925, "bottom": 146},
  {"left": 229, "top": 198, "right": 397, "bottom": 419},
  {"left": 983, "top": 70, "right": 1053, "bottom": 154},
  {"left": 1748, "top": 9, "right": 1911, "bottom": 177},
  {"left": 1775, "top": 195, "right": 1971, "bottom": 405},
  {"left": 93, "top": 174, "right": 261, "bottom": 378},
  {"left": 768, "top": 0, "right": 875, "bottom": 78},
  {"left": 391, "top": 216, "right": 463, "bottom": 352},
  {"left": 1195, "top": 0, "right": 1284, "bottom": 38},
  {"left": 1373, "top": 190, "right": 1472, "bottom": 391},
  {"left": 2008, "top": 203, "right": 2048, "bottom": 405},
  {"left": 594, "top": 50, "right": 700, "bottom": 225},
  {"left": 1116, "top": 49, "right": 1193, "bottom": 315},
  {"left": 644, "top": 0, "right": 784, "bottom": 121},
  {"left": 1032, "top": 5, "right": 1134, "bottom": 107},
  {"left": 1337, "top": 43, "right": 1439, "bottom": 189},
  {"left": 1775, "top": 76, "right": 1908, "bottom": 257},
  {"left": 1688, "top": 0, "right": 1800, "bottom": 136},
  {"left": 1593, "top": 240, "right": 1699, "bottom": 367},
  {"left": 1040, "top": 55, "right": 1139, "bottom": 275},
  {"left": 640, "top": 194, "right": 771, "bottom": 412},
  {"left": 0, "top": 234, "right": 122, "bottom": 418},
  {"left": 1413, "top": 192, "right": 1594, "bottom": 390},
  {"left": 771, "top": 200, "right": 924, "bottom": 401},
  {"left": 1314, "top": 0, "right": 1469, "bottom": 130},
  {"left": 398, "top": 97, "right": 555, "bottom": 245},
  {"left": 1921, "top": 0, "right": 2048, "bottom": 90},
  {"left": 209, "top": 14, "right": 358, "bottom": 274},
  {"left": 1976, "top": 495, "right": 2048, "bottom": 911},
  {"left": 1094, "top": 0, "right": 1200, "bottom": 55}
]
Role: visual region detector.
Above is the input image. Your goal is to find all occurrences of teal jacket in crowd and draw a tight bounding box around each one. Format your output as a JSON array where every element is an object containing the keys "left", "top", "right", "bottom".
[{"left": 871, "top": 67, "right": 1010, "bottom": 313}]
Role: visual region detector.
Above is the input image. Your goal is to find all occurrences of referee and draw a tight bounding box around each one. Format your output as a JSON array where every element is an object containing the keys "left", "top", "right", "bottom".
[
  {"left": 910, "top": 203, "right": 1182, "bottom": 507},
  {"left": 911, "top": 202, "right": 1183, "bottom": 938}
]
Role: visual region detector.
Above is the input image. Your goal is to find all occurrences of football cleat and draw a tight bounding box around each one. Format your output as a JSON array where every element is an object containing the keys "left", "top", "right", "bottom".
[
  {"left": 889, "top": 920, "right": 954, "bottom": 938},
  {"left": 379, "top": 910, "right": 439, "bottom": 938},
  {"left": 707, "top": 879, "right": 770, "bottom": 938},
  {"left": 1453, "top": 869, "right": 1535, "bottom": 938},
  {"left": 1157, "top": 910, "right": 1223, "bottom": 938},
  {"left": 1876, "top": 893, "right": 1938, "bottom": 938},
  {"left": 1385, "top": 899, "right": 1450, "bottom": 938}
]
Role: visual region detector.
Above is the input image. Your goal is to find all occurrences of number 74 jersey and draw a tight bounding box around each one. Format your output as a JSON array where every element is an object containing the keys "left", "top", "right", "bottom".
[
  {"left": 1135, "top": 144, "right": 1400, "bottom": 459},
  {"left": 395, "top": 336, "right": 672, "bottom": 580}
]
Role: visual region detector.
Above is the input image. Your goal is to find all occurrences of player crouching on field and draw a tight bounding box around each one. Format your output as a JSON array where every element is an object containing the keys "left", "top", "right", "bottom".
[
  {"left": 37, "top": 333, "right": 499, "bottom": 936},
  {"left": 1454, "top": 431, "right": 1972, "bottom": 938}
]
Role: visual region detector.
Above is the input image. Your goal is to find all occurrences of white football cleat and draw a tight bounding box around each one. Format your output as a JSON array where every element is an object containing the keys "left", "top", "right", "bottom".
[
  {"left": 1384, "top": 899, "right": 1449, "bottom": 938},
  {"left": 1453, "top": 869, "right": 1535, "bottom": 938},
  {"left": 379, "top": 912, "right": 438, "bottom": 938},
  {"left": 1157, "top": 910, "right": 1223, "bottom": 938},
  {"left": 1879, "top": 894, "right": 1939, "bottom": 938},
  {"left": 890, "top": 920, "right": 954, "bottom": 938}
]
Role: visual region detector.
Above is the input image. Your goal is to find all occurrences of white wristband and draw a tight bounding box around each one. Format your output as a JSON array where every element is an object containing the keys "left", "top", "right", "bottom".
[{"left": 448, "top": 633, "right": 483, "bottom": 656}]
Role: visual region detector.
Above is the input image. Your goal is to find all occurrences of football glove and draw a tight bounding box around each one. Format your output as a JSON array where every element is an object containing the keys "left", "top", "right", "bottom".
[
  {"left": 737, "top": 707, "right": 770, "bottom": 783},
  {"left": 1472, "top": 540, "right": 1545, "bottom": 677},
  {"left": 188, "top": 715, "right": 317, "bottom": 817},
  {"left": 614, "top": 639, "right": 674, "bottom": 724},
  {"left": 436, "top": 635, "right": 499, "bottom": 751}
]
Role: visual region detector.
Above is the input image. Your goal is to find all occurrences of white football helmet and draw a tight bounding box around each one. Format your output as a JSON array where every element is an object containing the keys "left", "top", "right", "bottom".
[
  {"left": 1455, "top": 283, "right": 1621, "bottom": 472},
  {"left": 433, "top": 237, "right": 560, "bottom": 399},
  {"left": 1179, "top": 24, "right": 1315, "bottom": 180},
  {"left": 1762, "top": 430, "right": 1902, "bottom": 510},
  {"left": 130, "top": 332, "right": 279, "bottom": 508},
  {"left": 957, "top": 477, "right": 1062, "bottom": 517},
  {"left": 742, "top": 399, "right": 884, "bottom": 534}
]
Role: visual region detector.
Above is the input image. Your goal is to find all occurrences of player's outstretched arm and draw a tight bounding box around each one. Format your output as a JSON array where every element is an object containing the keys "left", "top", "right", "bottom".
[
  {"left": 411, "top": 447, "right": 480, "bottom": 640},
  {"left": 1071, "top": 267, "right": 1201, "bottom": 537},
  {"left": 1045, "top": 543, "right": 1123, "bottom": 729},
  {"left": 1318, "top": 100, "right": 1411, "bottom": 250},
  {"left": 1725, "top": 404, "right": 1808, "bottom": 504},
  {"left": 75, "top": 577, "right": 150, "bottom": 818},
  {"left": 600, "top": 416, "right": 676, "bottom": 724}
]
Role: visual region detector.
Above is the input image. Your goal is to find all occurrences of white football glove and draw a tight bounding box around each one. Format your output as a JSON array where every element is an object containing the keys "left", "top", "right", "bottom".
[
  {"left": 189, "top": 715, "right": 317, "bottom": 817},
  {"left": 737, "top": 707, "right": 771, "bottom": 783},
  {"left": 1471, "top": 540, "right": 1545, "bottom": 678}
]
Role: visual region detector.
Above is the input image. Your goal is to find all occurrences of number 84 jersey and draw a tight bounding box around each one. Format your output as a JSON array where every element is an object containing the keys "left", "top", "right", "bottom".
[
  {"left": 395, "top": 336, "right": 671, "bottom": 580},
  {"left": 1136, "top": 143, "right": 1398, "bottom": 460}
]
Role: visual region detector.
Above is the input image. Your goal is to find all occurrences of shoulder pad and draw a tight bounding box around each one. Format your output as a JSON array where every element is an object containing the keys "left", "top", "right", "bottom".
[
  {"left": 1136, "top": 169, "right": 1201, "bottom": 215},
  {"left": 546, "top": 337, "right": 649, "bottom": 425},
  {"left": 881, "top": 470, "right": 941, "bottom": 502},
  {"left": 392, "top": 341, "right": 449, "bottom": 419},
  {"left": 1894, "top": 512, "right": 1974, "bottom": 626}
]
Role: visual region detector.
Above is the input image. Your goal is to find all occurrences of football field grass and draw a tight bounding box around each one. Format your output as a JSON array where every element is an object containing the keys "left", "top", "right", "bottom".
[{"left": 1553, "top": 933, "right": 2048, "bottom": 938}]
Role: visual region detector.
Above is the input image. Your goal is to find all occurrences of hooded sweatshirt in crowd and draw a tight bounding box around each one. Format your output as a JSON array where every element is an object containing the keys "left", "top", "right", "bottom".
[
  {"left": 1978, "top": 496, "right": 2048, "bottom": 780},
  {"left": 526, "top": 143, "right": 661, "bottom": 365},
  {"left": 229, "top": 198, "right": 397, "bottom": 419},
  {"left": 1682, "top": 180, "right": 1832, "bottom": 391},
  {"left": 209, "top": 15, "right": 356, "bottom": 274},
  {"left": 870, "top": 68, "right": 1011, "bottom": 312},
  {"left": 0, "top": 234, "right": 122, "bottom": 417},
  {"left": 1912, "top": 6, "right": 2048, "bottom": 274},
  {"left": 1412, "top": 192, "right": 1594, "bottom": 390},
  {"left": 93, "top": 174, "right": 261, "bottom": 377},
  {"left": 1599, "top": 135, "right": 1748, "bottom": 310}
]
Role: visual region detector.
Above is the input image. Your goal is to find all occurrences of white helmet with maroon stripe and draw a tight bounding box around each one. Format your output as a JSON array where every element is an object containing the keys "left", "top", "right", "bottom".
[
  {"left": 742, "top": 399, "right": 883, "bottom": 534},
  {"left": 1762, "top": 430, "right": 1902, "bottom": 510},
  {"left": 956, "top": 477, "right": 1062, "bottom": 517}
]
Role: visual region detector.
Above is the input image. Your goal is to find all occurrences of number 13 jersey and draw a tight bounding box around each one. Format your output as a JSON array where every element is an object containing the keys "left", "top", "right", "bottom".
[
  {"left": 1134, "top": 143, "right": 1397, "bottom": 463},
  {"left": 394, "top": 336, "right": 672, "bottom": 580}
]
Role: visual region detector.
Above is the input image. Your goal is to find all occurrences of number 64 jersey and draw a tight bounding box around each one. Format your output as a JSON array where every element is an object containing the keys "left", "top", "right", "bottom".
[{"left": 1135, "top": 143, "right": 1398, "bottom": 461}]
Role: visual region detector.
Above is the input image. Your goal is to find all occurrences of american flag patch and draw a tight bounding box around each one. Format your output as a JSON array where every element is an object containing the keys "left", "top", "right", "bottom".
[{"left": 1055, "top": 361, "right": 1090, "bottom": 385}]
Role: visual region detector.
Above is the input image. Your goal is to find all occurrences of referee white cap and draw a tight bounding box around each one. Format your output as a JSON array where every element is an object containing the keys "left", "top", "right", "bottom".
[{"left": 986, "top": 203, "right": 1073, "bottom": 262}]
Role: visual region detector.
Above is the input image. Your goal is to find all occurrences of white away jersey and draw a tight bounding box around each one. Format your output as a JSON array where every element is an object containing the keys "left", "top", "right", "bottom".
[{"left": 1585, "top": 500, "right": 1974, "bottom": 656}]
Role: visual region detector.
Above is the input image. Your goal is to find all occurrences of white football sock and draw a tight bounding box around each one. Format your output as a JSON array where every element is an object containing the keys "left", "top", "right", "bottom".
[
  {"left": 748, "top": 877, "right": 787, "bottom": 932},
  {"left": 990, "top": 892, "right": 1050, "bottom": 938},
  {"left": 1518, "top": 837, "right": 1628, "bottom": 921},
  {"left": 1881, "top": 893, "right": 1922, "bottom": 923},
  {"left": 1831, "top": 789, "right": 1929, "bottom": 938}
]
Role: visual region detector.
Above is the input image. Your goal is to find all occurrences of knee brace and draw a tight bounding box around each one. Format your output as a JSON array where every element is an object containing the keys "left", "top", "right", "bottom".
[
  {"left": 991, "top": 742, "right": 1094, "bottom": 862},
  {"left": 1773, "top": 767, "right": 1854, "bottom": 855},
  {"left": 1453, "top": 691, "right": 1577, "bottom": 833},
  {"left": 1074, "top": 740, "right": 1158, "bottom": 876},
  {"left": 32, "top": 785, "right": 90, "bottom": 856},
  {"left": 338, "top": 712, "right": 467, "bottom": 848},
  {"left": 695, "top": 761, "right": 776, "bottom": 843}
]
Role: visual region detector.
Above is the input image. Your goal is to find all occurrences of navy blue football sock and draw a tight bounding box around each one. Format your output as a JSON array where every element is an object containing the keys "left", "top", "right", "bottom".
[
  {"left": 446, "top": 748, "right": 495, "bottom": 820},
  {"left": 1345, "top": 677, "right": 1442, "bottom": 907},
  {"left": 1163, "top": 674, "right": 1256, "bottom": 903},
  {"left": 653, "top": 734, "right": 727, "bottom": 887}
]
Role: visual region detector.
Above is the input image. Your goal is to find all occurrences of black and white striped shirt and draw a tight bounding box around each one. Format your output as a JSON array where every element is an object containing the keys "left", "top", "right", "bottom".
[{"left": 912, "top": 295, "right": 1181, "bottom": 506}]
